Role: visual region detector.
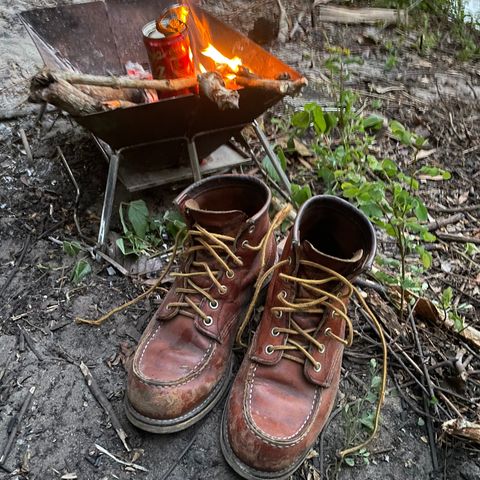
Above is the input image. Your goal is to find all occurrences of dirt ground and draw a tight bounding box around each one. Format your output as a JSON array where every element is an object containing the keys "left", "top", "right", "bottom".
[{"left": 1, "top": 1, "right": 479, "bottom": 479}]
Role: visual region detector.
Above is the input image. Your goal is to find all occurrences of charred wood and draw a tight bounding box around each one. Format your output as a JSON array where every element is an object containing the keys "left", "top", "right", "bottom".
[{"left": 198, "top": 72, "right": 239, "bottom": 110}]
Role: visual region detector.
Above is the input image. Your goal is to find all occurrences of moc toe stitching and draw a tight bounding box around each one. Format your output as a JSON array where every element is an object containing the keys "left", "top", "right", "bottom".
[
  {"left": 243, "top": 365, "right": 321, "bottom": 448},
  {"left": 134, "top": 325, "right": 216, "bottom": 387}
]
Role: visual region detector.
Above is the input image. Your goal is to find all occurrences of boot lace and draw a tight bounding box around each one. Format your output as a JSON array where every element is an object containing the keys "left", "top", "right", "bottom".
[
  {"left": 237, "top": 253, "right": 388, "bottom": 459},
  {"left": 165, "top": 207, "right": 292, "bottom": 325}
]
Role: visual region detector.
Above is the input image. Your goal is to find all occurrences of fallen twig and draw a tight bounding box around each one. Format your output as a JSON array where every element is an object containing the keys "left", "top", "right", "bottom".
[
  {"left": 0, "top": 386, "right": 35, "bottom": 467},
  {"left": 18, "top": 327, "right": 44, "bottom": 362},
  {"left": 436, "top": 233, "right": 480, "bottom": 245},
  {"left": 0, "top": 235, "right": 31, "bottom": 299},
  {"left": 428, "top": 204, "right": 480, "bottom": 214},
  {"left": 79, "top": 362, "right": 130, "bottom": 452},
  {"left": 314, "top": 6, "right": 399, "bottom": 25},
  {"left": 19, "top": 129, "right": 33, "bottom": 163},
  {"left": 95, "top": 444, "right": 147, "bottom": 472},
  {"left": 427, "top": 213, "right": 463, "bottom": 232}
]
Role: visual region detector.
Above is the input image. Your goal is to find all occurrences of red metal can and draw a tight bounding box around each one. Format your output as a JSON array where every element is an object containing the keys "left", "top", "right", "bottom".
[{"left": 142, "top": 20, "right": 195, "bottom": 99}]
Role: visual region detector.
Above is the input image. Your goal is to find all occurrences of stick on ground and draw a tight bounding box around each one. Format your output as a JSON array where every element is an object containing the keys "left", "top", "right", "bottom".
[
  {"left": 79, "top": 362, "right": 130, "bottom": 452},
  {"left": 0, "top": 386, "right": 35, "bottom": 466}
]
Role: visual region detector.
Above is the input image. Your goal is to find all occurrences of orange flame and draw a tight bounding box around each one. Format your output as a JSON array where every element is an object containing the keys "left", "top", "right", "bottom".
[{"left": 201, "top": 44, "right": 242, "bottom": 73}]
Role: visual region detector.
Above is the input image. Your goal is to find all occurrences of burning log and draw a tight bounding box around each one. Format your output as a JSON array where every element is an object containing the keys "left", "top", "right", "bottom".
[
  {"left": 29, "top": 68, "right": 307, "bottom": 116},
  {"left": 235, "top": 76, "right": 307, "bottom": 96},
  {"left": 198, "top": 72, "right": 239, "bottom": 110}
]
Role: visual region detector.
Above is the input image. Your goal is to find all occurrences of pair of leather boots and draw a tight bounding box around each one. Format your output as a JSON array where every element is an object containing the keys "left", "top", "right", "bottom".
[{"left": 125, "top": 174, "right": 376, "bottom": 480}]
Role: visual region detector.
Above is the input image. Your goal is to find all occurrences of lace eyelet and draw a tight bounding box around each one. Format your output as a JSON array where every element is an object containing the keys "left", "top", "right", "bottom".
[
  {"left": 265, "top": 345, "right": 274, "bottom": 355},
  {"left": 280, "top": 290, "right": 287, "bottom": 299},
  {"left": 203, "top": 316, "right": 213, "bottom": 326},
  {"left": 314, "top": 362, "right": 322, "bottom": 372},
  {"left": 166, "top": 304, "right": 172, "bottom": 310},
  {"left": 274, "top": 310, "right": 283, "bottom": 319},
  {"left": 271, "top": 328, "right": 280, "bottom": 337},
  {"left": 242, "top": 240, "right": 249, "bottom": 248},
  {"left": 219, "top": 285, "right": 228, "bottom": 295},
  {"left": 324, "top": 327, "right": 332, "bottom": 336},
  {"left": 209, "top": 300, "right": 219, "bottom": 310},
  {"left": 226, "top": 270, "right": 235, "bottom": 279},
  {"left": 287, "top": 256, "right": 292, "bottom": 265},
  {"left": 248, "top": 225, "right": 255, "bottom": 234},
  {"left": 318, "top": 344, "right": 325, "bottom": 354}
]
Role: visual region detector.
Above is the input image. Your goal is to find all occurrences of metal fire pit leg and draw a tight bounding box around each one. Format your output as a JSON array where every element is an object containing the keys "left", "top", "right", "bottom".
[
  {"left": 95, "top": 139, "right": 120, "bottom": 248},
  {"left": 187, "top": 138, "right": 202, "bottom": 182},
  {"left": 252, "top": 120, "right": 291, "bottom": 194}
]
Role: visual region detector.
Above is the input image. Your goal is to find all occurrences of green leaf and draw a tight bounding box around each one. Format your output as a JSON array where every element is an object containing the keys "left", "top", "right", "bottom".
[
  {"left": 416, "top": 166, "right": 451, "bottom": 180},
  {"left": 363, "top": 114, "right": 384, "bottom": 131},
  {"left": 421, "top": 231, "right": 436, "bottom": 242},
  {"left": 360, "top": 411, "right": 375, "bottom": 431},
  {"left": 163, "top": 209, "right": 186, "bottom": 238},
  {"left": 291, "top": 110, "right": 310, "bottom": 129},
  {"left": 324, "top": 112, "right": 339, "bottom": 133},
  {"left": 291, "top": 183, "right": 312, "bottom": 207},
  {"left": 344, "top": 457, "right": 355, "bottom": 467},
  {"left": 71, "top": 259, "right": 91, "bottom": 284},
  {"left": 313, "top": 106, "right": 327, "bottom": 134},
  {"left": 441, "top": 287, "right": 453, "bottom": 308},
  {"left": 419, "top": 248, "right": 432, "bottom": 269},
  {"left": 414, "top": 200, "right": 428, "bottom": 222},
  {"left": 63, "top": 240, "right": 82, "bottom": 257},
  {"left": 381, "top": 159, "right": 398, "bottom": 177},
  {"left": 128, "top": 200, "right": 149, "bottom": 239}
]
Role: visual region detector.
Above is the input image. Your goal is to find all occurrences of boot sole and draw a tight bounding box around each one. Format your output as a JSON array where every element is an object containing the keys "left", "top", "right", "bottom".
[
  {"left": 125, "top": 361, "right": 232, "bottom": 434},
  {"left": 220, "top": 405, "right": 309, "bottom": 480}
]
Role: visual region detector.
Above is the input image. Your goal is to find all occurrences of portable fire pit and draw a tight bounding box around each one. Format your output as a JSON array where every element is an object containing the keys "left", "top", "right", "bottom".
[{"left": 21, "top": 0, "right": 306, "bottom": 246}]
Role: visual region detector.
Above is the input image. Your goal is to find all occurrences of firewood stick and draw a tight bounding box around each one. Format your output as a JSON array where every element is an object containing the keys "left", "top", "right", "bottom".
[
  {"left": 198, "top": 71, "right": 239, "bottom": 110},
  {"left": 49, "top": 70, "right": 198, "bottom": 92},
  {"left": 30, "top": 77, "right": 105, "bottom": 116},
  {"left": 235, "top": 76, "right": 307, "bottom": 96},
  {"left": 35, "top": 69, "right": 307, "bottom": 96}
]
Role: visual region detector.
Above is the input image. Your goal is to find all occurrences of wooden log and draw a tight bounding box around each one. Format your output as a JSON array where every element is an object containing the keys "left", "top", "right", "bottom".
[
  {"left": 30, "top": 71, "right": 105, "bottom": 116},
  {"left": 235, "top": 76, "right": 307, "bottom": 96},
  {"left": 50, "top": 70, "right": 198, "bottom": 92},
  {"left": 198, "top": 71, "right": 239, "bottom": 110},
  {"left": 315, "top": 6, "right": 398, "bottom": 25}
]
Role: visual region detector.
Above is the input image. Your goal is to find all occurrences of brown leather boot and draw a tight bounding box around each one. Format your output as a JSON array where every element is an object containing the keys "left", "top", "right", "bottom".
[
  {"left": 125, "top": 174, "right": 276, "bottom": 433},
  {"left": 221, "top": 195, "right": 376, "bottom": 480}
]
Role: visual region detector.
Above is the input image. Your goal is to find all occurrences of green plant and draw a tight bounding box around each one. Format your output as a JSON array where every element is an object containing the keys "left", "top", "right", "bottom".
[
  {"left": 63, "top": 240, "right": 91, "bottom": 284},
  {"left": 439, "top": 287, "right": 473, "bottom": 332},
  {"left": 277, "top": 47, "right": 451, "bottom": 316},
  {"left": 342, "top": 359, "right": 382, "bottom": 467},
  {"left": 71, "top": 258, "right": 91, "bottom": 284},
  {"left": 117, "top": 200, "right": 165, "bottom": 256}
]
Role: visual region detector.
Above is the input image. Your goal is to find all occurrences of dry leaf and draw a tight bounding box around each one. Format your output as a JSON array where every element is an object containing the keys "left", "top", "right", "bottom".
[
  {"left": 442, "top": 418, "right": 480, "bottom": 444},
  {"left": 415, "top": 148, "right": 436, "bottom": 161}
]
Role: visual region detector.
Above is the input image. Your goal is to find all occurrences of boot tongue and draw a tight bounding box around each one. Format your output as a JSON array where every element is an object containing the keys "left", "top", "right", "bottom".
[
  {"left": 184, "top": 199, "right": 248, "bottom": 236},
  {"left": 300, "top": 239, "right": 364, "bottom": 279},
  {"left": 291, "top": 240, "right": 364, "bottom": 333},
  {"left": 181, "top": 199, "right": 249, "bottom": 290}
]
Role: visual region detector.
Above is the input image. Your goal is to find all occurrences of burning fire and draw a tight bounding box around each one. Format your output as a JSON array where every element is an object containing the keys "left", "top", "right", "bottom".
[{"left": 201, "top": 44, "right": 243, "bottom": 74}]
